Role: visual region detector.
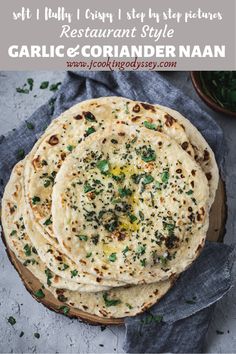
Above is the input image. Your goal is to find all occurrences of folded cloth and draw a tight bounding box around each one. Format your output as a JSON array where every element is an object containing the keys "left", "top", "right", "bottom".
[
  {"left": 0, "top": 72, "right": 233, "bottom": 353},
  {"left": 124, "top": 242, "right": 234, "bottom": 353}
]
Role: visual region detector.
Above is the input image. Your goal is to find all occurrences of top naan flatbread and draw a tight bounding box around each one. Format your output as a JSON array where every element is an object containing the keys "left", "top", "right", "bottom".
[
  {"left": 24, "top": 97, "right": 217, "bottom": 243},
  {"left": 52, "top": 124, "right": 209, "bottom": 284}
]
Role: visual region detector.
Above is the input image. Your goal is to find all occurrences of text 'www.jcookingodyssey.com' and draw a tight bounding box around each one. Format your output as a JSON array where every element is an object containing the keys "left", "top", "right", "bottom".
[{"left": 66, "top": 58, "right": 177, "bottom": 70}]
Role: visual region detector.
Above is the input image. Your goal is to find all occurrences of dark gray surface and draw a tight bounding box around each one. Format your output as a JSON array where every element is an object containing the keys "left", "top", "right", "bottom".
[{"left": 0, "top": 71, "right": 235, "bottom": 353}]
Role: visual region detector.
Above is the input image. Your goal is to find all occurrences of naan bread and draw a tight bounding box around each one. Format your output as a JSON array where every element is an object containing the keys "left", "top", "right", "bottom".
[
  {"left": 45, "top": 278, "right": 173, "bottom": 318},
  {"left": 23, "top": 208, "right": 125, "bottom": 289},
  {"left": 23, "top": 97, "right": 197, "bottom": 243},
  {"left": 23, "top": 98, "right": 217, "bottom": 286},
  {"left": 22, "top": 97, "right": 200, "bottom": 287},
  {"left": 52, "top": 124, "right": 209, "bottom": 284},
  {"left": 24, "top": 98, "right": 217, "bottom": 246},
  {"left": 1, "top": 160, "right": 111, "bottom": 292},
  {"left": 1, "top": 96, "right": 218, "bottom": 319},
  {"left": 2, "top": 161, "right": 173, "bottom": 318},
  {"left": 157, "top": 104, "right": 218, "bottom": 207},
  {"left": 22, "top": 122, "right": 125, "bottom": 289}
]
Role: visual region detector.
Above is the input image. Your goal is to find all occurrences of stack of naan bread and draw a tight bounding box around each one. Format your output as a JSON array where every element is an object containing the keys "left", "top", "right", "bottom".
[{"left": 2, "top": 97, "right": 219, "bottom": 318}]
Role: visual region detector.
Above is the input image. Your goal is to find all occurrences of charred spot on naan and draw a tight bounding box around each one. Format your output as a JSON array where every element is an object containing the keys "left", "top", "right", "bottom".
[
  {"left": 132, "top": 104, "right": 141, "bottom": 113},
  {"left": 73, "top": 114, "right": 83, "bottom": 120},
  {"left": 131, "top": 116, "right": 141, "bottom": 122},
  {"left": 140, "top": 103, "right": 156, "bottom": 112},
  {"left": 48, "top": 135, "right": 59, "bottom": 146},
  {"left": 203, "top": 149, "right": 210, "bottom": 161},
  {"left": 164, "top": 114, "right": 177, "bottom": 127}
]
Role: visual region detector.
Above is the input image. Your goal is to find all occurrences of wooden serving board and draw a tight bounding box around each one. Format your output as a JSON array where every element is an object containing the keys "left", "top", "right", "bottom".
[{"left": 1, "top": 179, "right": 227, "bottom": 326}]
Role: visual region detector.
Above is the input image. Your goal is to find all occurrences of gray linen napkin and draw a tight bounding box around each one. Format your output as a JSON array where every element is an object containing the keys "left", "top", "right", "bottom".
[
  {"left": 124, "top": 242, "right": 234, "bottom": 353},
  {"left": 0, "top": 72, "right": 233, "bottom": 353}
]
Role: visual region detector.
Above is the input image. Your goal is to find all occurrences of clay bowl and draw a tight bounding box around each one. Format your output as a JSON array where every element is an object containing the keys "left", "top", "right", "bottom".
[{"left": 191, "top": 72, "right": 236, "bottom": 117}]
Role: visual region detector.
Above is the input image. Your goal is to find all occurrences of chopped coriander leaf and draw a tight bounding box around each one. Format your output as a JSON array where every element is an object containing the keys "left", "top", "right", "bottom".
[
  {"left": 108, "top": 253, "right": 117, "bottom": 262},
  {"left": 139, "top": 211, "right": 144, "bottom": 221},
  {"left": 10, "top": 230, "right": 17, "bottom": 236},
  {"left": 143, "top": 121, "right": 157, "bottom": 130},
  {"left": 32, "top": 196, "right": 40, "bottom": 205},
  {"left": 137, "top": 245, "right": 146, "bottom": 255},
  {"left": 44, "top": 180, "right": 51, "bottom": 188},
  {"left": 163, "top": 222, "right": 175, "bottom": 234},
  {"left": 83, "top": 111, "right": 97, "bottom": 122},
  {"left": 62, "top": 263, "right": 69, "bottom": 271},
  {"left": 111, "top": 139, "right": 118, "bottom": 144},
  {"left": 58, "top": 294, "right": 68, "bottom": 302},
  {"left": 140, "top": 258, "right": 146, "bottom": 266},
  {"left": 59, "top": 305, "right": 70, "bottom": 315},
  {"left": 51, "top": 171, "right": 57, "bottom": 179},
  {"left": 143, "top": 174, "right": 154, "bottom": 185},
  {"left": 111, "top": 198, "right": 122, "bottom": 204},
  {"left": 71, "top": 269, "right": 78, "bottom": 278},
  {"left": 126, "top": 303, "right": 133, "bottom": 309},
  {"left": 103, "top": 292, "right": 121, "bottom": 307},
  {"left": 8, "top": 316, "right": 16, "bottom": 326},
  {"left": 86, "top": 252, "right": 92, "bottom": 258},
  {"left": 104, "top": 217, "right": 118, "bottom": 232},
  {"left": 84, "top": 182, "right": 94, "bottom": 193},
  {"left": 34, "top": 333, "right": 40, "bottom": 339},
  {"left": 40, "top": 81, "right": 49, "bottom": 89},
  {"left": 67, "top": 145, "right": 74, "bottom": 152},
  {"left": 118, "top": 187, "right": 132, "bottom": 198},
  {"left": 122, "top": 246, "right": 129, "bottom": 255},
  {"left": 185, "top": 299, "right": 196, "bottom": 304},
  {"left": 85, "top": 126, "right": 96, "bottom": 136},
  {"left": 131, "top": 173, "right": 144, "bottom": 184},
  {"left": 17, "top": 149, "right": 25, "bottom": 159},
  {"left": 45, "top": 268, "right": 53, "bottom": 286},
  {"left": 49, "top": 82, "right": 61, "bottom": 92},
  {"left": 186, "top": 190, "right": 193, "bottom": 195},
  {"left": 155, "top": 181, "right": 162, "bottom": 190},
  {"left": 24, "top": 244, "right": 31, "bottom": 257},
  {"left": 141, "top": 314, "right": 163, "bottom": 324},
  {"left": 91, "top": 234, "right": 99, "bottom": 245},
  {"left": 161, "top": 170, "right": 169, "bottom": 184},
  {"left": 129, "top": 214, "right": 137, "bottom": 223},
  {"left": 76, "top": 234, "right": 88, "bottom": 241},
  {"left": 26, "top": 121, "right": 35, "bottom": 130},
  {"left": 43, "top": 217, "right": 52, "bottom": 226},
  {"left": 94, "top": 179, "right": 101, "bottom": 185},
  {"left": 16, "top": 87, "right": 29, "bottom": 94},
  {"left": 27, "top": 78, "right": 34, "bottom": 91},
  {"left": 112, "top": 173, "right": 125, "bottom": 183},
  {"left": 34, "top": 289, "right": 45, "bottom": 298},
  {"left": 96, "top": 160, "right": 110, "bottom": 174},
  {"left": 158, "top": 256, "right": 168, "bottom": 266},
  {"left": 141, "top": 147, "right": 156, "bottom": 162}
]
